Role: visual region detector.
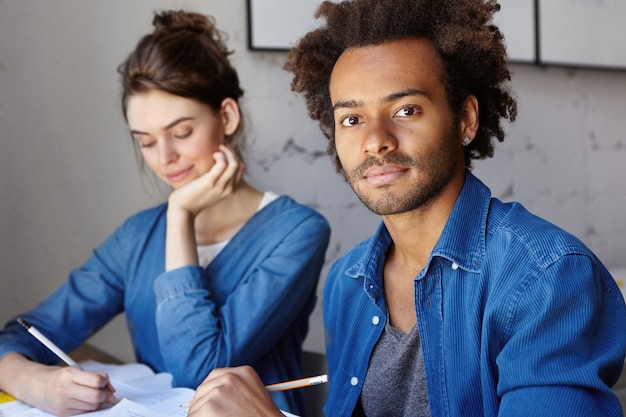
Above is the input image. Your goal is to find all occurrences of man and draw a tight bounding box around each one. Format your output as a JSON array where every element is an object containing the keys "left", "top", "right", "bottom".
[{"left": 187, "top": 0, "right": 626, "bottom": 416}]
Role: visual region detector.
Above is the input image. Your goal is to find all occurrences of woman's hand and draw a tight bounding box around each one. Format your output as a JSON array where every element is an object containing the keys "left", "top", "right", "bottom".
[
  {"left": 167, "top": 144, "right": 242, "bottom": 217},
  {"left": 165, "top": 144, "right": 243, "bottom": 270},
  {"left": 0, "top": 353, "right": 116, "bottom": 417},
  {"left": 187, "top": 366, "right": 284, "bottom": 417}
]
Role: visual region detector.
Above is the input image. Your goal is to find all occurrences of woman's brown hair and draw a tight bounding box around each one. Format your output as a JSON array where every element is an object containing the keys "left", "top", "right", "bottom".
[{"left": 119, "top": 10, "right": 246, "bottom": 160}]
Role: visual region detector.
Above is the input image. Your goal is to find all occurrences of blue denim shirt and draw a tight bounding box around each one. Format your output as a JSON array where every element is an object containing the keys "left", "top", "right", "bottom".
[
  {"left": 323, "top": 172, "right": 626, "bottom": 417},
  {"left": 0, "top": 195, "right": 330, "bottom": 415}
]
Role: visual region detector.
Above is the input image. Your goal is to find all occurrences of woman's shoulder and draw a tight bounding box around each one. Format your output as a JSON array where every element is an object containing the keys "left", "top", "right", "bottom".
[
  {"left": 262, "top": 194, "right": 329, "bottom": 226},
  {"left": 113, "top": 201, "right": 168, "bottom": 237},
  {"left": 126, "top": 201, "right": 168, "bottom": 221}
]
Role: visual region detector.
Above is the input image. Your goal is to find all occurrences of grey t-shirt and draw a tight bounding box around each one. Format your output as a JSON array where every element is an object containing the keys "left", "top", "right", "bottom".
[{"left": 359, "top": 322, "right": 431, "bottom": 416}]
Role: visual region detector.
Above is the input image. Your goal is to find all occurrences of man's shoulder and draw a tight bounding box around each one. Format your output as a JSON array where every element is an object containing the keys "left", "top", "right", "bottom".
[{"left": 487, "top": 199, "right": 593, "bottom": 265}]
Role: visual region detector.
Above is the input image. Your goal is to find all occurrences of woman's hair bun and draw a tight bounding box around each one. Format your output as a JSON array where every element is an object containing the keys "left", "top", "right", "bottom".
[{"left": 152, "top": 10, "right": 216, "bottom": 36}]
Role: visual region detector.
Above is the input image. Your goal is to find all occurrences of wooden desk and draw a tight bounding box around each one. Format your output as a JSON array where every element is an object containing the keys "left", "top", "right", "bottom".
[{"left": 70, "top": 343, "right": 123, "bottom": 365}]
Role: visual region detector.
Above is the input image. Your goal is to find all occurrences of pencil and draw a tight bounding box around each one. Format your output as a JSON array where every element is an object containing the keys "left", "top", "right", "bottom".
[
  {"left": 265, "top": 374, "right": 328, "bottom": 392},
  {"left": 17, "top": 317, "right": 116, "bottom": 394},
  {"left": 180, "top": 374, "right": 328, "bottom": 408}
]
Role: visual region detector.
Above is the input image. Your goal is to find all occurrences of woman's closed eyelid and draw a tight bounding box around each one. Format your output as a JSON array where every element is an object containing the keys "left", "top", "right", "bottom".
[
  {"left": 172, "top": 129, "right": 192, "bottom": 139},
  {"left": 132, "top": 135, "right": 154, "bottom": 148},
  {"left": 139, "top": 141, "right": 156, "bottom": 149}
]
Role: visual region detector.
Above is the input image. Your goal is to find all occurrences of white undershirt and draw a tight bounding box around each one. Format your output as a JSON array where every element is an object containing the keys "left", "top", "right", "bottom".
[{"left": 196, "top": 191, "right": 279, "bottom": 267}]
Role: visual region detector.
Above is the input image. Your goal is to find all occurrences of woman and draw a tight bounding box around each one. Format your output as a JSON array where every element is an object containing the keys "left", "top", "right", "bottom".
[{"left": 0, "top": 10, "right": 330, "bottom": 417}]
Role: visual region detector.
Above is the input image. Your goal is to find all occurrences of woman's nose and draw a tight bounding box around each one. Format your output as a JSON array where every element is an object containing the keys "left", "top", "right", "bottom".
[{"left": 158, "top": 140, "right": 178, "bottom": 165}]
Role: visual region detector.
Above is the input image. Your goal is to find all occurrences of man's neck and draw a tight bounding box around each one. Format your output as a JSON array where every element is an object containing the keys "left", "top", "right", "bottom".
[{"left": 381, "top": 172, "right": 464, "bottom": 269}]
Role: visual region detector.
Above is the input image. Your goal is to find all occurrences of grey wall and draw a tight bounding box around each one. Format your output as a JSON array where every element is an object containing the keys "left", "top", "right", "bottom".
[{"left": 1, "top": 0, "right": 625, "bottom": 363}]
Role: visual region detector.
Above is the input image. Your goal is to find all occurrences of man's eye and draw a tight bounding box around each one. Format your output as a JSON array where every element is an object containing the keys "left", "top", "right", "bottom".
[
  {"left": 395, "top": 106, "right": 420, "bottom": 117},
  {"left": 340, "top": 116, "right": 360, "bottom": 127}
]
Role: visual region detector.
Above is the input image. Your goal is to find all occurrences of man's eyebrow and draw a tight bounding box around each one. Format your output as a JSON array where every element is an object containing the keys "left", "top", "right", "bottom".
[
  {"left": 383, "top": 88, "right": 430, "bottom": 103},
  {"left": 130, "top": 117, "right": 194, "bottom": 135},
  {"left": 332, "top": 99, "right": 363, "bottom": 112},
  {"left": 332, "top": 88, "right": 431, "bottom": 112}
]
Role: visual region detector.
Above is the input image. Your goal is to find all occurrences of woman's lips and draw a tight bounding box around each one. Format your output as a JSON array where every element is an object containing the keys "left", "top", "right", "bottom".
[{"left": 165, "top": 167, "right": 192, "bottom": 183}]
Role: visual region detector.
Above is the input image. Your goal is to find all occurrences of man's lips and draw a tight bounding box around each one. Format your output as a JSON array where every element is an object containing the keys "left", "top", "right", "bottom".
[{"left": 362, "top": 164, "right": 408, "bottom": 186}]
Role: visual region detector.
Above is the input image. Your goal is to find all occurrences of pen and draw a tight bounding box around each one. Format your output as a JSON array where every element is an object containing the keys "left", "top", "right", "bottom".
[
  {"left": 17, "top": 317, "right": 116, "bottom": 394},
  {"left": 179, "top": 374, "right": 328, "bottom": 408},
  {"left": 17, "top": 317, "right": 81, "bottom": 368}
]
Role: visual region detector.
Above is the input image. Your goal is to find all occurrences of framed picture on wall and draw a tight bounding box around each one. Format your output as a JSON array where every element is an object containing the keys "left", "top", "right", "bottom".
[
  {"left": 248, "top": 0, "right": 626, "bottom": 71},
  {"left": 247, "top": 0, "right": 329, "bottom": 51},
  {"left": 539, "top": 0, "right": 626, "bottom": 70},
  {"left": 494, "top": 0, "right": 537, "bottom": 63}
]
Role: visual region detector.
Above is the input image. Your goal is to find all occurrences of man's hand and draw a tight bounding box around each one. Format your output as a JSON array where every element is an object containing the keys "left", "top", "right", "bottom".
[{"left": 187, "top": 366, "right": 284, "bottom": 417}]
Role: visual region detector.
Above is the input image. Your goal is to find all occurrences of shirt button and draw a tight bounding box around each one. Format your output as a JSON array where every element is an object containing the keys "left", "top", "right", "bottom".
[
  {"left": 451, "top": 262, "right": 459, "bottom": 270},
  {"left": 372, "top": 315, "right": 380, "bottom": 325},
  {"left": 351, "top": 377, "right": 359, "bottom": 386}
]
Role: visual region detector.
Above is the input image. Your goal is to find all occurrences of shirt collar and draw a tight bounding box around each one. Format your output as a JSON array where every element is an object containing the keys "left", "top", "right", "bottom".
[{"left": 431, "top": 171, "right": 489, "bottom": 273}]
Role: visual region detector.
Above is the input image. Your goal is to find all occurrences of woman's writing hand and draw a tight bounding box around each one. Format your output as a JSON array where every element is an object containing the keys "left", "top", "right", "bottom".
[{"left": 0, "top": 353, "right": 115, "bottom": 417}]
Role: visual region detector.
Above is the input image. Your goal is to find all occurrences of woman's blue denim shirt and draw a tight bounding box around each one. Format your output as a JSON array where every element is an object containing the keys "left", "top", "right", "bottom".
[
  {"left": 324, "top": 172, "right": 626, "bottom": 417},
  {"left": 0, "top": 195, "right": 330, "bottom": 415}
]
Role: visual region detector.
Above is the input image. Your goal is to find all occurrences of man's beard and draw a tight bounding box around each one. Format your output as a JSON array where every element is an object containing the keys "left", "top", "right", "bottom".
[{"left": 341, "top": 143, "right": 459, "bottom": 216}]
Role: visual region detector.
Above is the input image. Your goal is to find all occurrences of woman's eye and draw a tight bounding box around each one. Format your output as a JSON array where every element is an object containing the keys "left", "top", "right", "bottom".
[
  {"left": 173, "top": 129, "right": 192, "bottom": 139},
  {"left": 139, "top": 141, "right": 156, "bottom": 149},
  {"left": 395, "top": 106, "right": 420, "bottom": 117},
  {"left": 340, "top": 116, "right": 360, "bottom": 127}
]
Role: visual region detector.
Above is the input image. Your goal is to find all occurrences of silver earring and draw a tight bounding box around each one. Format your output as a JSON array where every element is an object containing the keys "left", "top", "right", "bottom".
[{"left": 462, "top": 136, "right": 471, "bottom": 146}]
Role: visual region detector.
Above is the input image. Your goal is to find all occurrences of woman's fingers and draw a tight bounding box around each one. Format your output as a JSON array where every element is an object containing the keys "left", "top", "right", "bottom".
[{"left": 168, "top": 144, "right": 242, "bottom": 215}]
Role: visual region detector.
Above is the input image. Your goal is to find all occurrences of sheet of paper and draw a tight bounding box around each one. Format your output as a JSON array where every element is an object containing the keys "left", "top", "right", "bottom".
[
  {"left": 0, "top": 398, "right": 115, "bottom": 417},
  {"left": 0, "top": 362, "right": 299, "bottom": 417},
  {"left": 0, "top": 398, "right": 36, "bottom": 415},
  {"left": 101, "top": 398, "right": 170, "bottom": 417},
  {"left": 108, "top": 380, "right": 192, "bottom": 416},
  {"left": 100, "top": 399, "right": 299, "bottom": 417},
  {"left": 0, "top": 362, "right": 193, "bottom": 417},
  {"left": 79, "top": 361, "right": 156, "bottom": 384}
]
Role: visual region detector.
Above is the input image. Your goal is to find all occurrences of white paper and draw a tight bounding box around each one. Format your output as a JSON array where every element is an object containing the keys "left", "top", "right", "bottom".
[
  {"left": 100, "top": 398, "right": 170, "bottom": 417},
  {"left": 0, "top": 362, "right": 194, "bottom": 417},
  {"left": 0, "top": 361, "right": 299, "bottom": 417}
]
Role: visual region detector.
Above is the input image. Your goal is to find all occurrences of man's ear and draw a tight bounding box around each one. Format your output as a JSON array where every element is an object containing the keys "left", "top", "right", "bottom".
[
  {"left": 220, "top": 97, "right": 241, "bottom": 137},
  {"left": 459, "top": 95, "right": 479, "bottom": 141}
]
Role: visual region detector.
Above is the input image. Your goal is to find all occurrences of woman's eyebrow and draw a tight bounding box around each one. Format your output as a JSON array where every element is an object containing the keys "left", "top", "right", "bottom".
[{"left": 130, "top": 116, "right": 194, "bottom": 136}]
